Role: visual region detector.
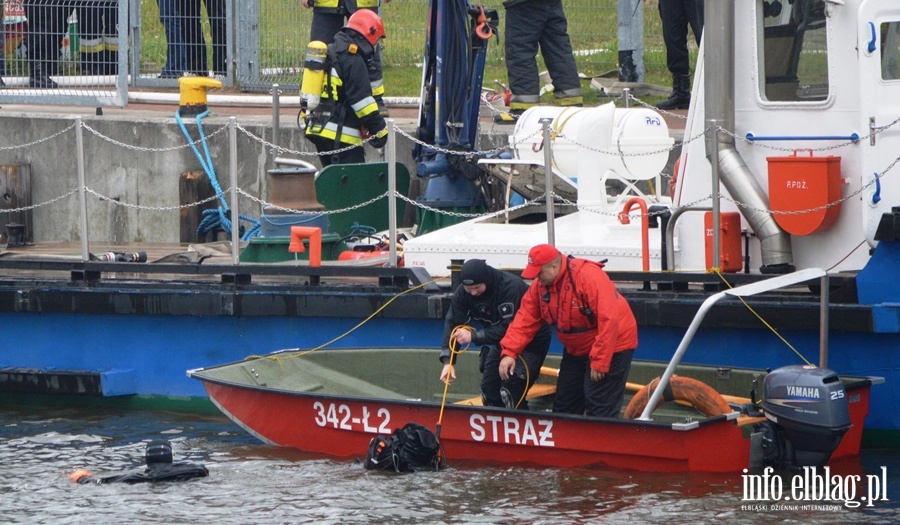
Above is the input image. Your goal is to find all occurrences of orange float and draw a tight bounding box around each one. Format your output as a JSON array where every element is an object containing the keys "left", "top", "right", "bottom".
[{"left": 624, "top": 376, "right": 732, "bottom": 419}]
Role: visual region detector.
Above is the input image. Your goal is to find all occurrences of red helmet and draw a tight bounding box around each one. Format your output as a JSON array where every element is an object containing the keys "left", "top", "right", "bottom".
[{"left": 346, "top": 9, "right": 386, "bottom": 46}]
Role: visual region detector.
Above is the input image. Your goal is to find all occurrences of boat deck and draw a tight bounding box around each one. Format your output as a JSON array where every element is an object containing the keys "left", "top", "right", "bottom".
[{"left": 191, "top": 347, "right": 873, "bottom": 429}]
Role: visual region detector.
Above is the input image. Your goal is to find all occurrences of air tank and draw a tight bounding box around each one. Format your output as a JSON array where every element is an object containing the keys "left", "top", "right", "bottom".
[{"left": 510, "top": 102, "right": 674, "bottom": 208}]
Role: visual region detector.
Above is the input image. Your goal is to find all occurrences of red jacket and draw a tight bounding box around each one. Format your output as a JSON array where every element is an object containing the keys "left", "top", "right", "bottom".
[{"left": 500, "top": 256, "right": 638, "bottom": 373}]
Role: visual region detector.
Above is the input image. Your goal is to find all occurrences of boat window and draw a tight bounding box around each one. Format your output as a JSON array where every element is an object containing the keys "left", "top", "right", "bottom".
[
  {"left": 759, "top": 0, "right": 829, "bottom": 102},
  {"left": 882, "top": 22, "right": 900, "bottom": 81}
]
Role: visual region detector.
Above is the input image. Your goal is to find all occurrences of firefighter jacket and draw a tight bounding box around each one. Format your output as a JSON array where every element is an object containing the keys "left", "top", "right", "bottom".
[
  {"left": 500, "top": 256, "right": 637, "bottom": 373},
  {"left": 312, "top": 0, "right": 379, "bottom": 14},
  {"left": 304, "top": 30, "right": 386, "bottom": 147},
  {"left": 440, "top": 266, "right": 551, "bottom": 364}
]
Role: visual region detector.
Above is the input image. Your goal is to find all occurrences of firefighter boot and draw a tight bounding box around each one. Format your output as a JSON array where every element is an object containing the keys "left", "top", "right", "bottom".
[
  {"left": 656, "top": 74, "right": 691, "bottom": 111},
  {"left": 29, "top": 64, "right": 58, "bottom": 89},
  {"left": 375, "top": 95, "right": 389, "bottom": 118}
]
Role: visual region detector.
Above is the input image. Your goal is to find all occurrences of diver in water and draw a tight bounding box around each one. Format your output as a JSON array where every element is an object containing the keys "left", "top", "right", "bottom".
[{"left": 70, "top": 439, "right": 208, "bottom": 484}]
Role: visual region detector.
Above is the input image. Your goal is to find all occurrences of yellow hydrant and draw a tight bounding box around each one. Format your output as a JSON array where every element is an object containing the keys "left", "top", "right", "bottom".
[{"left": 177, "top": 77, "right": 223, "bottom": 116}]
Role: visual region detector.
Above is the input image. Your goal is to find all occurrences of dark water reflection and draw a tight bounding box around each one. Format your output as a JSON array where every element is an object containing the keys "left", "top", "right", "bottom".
[{"left": 1, "top": 406, "right": 897, "bottom": 524}]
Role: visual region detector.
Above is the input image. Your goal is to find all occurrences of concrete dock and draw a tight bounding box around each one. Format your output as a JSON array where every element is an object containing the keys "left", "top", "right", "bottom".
[{"left": 0, "top": 96, "right": 684, "bottom": 247}]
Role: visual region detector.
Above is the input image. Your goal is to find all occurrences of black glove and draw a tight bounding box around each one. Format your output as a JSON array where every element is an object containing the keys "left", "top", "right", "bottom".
[{"left": 369, "top": 127, "right": 388, "bottom": 149}]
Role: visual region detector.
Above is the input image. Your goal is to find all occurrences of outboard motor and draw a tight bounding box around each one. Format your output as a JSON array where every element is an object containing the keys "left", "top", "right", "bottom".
[{"left": 754, "top": 365, "right": 851, "bottom": 469}]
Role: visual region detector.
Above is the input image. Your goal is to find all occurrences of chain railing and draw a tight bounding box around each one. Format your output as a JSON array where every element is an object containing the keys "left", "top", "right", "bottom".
[{"left": 2, "top": 107, "right": 898, "bottom": 267}]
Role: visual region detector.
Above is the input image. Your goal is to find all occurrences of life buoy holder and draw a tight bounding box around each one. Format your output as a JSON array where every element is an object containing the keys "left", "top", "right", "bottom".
[{"left": 624, "top": 376, "right": 732, "bottom": 419}]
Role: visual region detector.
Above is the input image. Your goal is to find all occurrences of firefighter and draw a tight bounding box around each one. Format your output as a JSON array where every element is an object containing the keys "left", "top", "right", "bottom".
[
  {"left": 183, "top": 0, "right": 226, "bottom": 77},
  {"left": 655, "top": 0, "right": 703, "bottom": 110},
  {"left": 500, "top": 244, "right": 638, "bottom": 418},
  {"left": 301, "top": 0, "right": 389, "bottom": 115},
  {"left": 303, "top": 9, "right": 388, "bottom": 167},
  {"left": 496, "top": 0, "right": 583, "bottom": 123},
  {"left": 76, "top": 0, "right": 119, "bottom": 75},
  {"left": 24, "top": 0, "right": 70, "bottom": 88}
]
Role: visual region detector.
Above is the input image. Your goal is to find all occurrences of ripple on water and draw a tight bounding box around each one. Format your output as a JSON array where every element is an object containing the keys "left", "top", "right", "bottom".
[{"left": 1, "top": 406, "right": 898, "bottom": 524}]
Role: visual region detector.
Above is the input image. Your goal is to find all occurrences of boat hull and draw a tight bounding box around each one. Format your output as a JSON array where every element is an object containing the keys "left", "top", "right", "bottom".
[
  {"left": 203, "top": 379, "right": 751, "bottom": 472},
  {"left": 189, "top": 348, "right": 875, "bottom": 472}
]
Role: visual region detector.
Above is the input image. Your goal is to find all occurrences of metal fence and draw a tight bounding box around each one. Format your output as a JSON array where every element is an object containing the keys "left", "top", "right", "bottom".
[
  {"left": 1, "top": 0, "right": 128, "bottom": 105},
  {"left": 0, "top": 0, "right": 674, "bottom": 105}
]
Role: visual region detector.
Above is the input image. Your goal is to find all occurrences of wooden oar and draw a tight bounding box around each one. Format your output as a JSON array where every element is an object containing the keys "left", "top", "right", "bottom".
[
  {"left": 455, "top": 383, "right": 557, "bottom": 406},
  {"left": 539, "top": 366, "right": 559, "bottom": 377}
]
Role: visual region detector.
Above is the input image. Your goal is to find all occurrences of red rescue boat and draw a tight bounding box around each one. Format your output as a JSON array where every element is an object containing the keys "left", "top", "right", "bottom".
[
  {"left": 188, "top": 347, "right": 875, "bottom": 473},
  {"left": 187, "top": 270, "right": 879, "bottom": 472}
]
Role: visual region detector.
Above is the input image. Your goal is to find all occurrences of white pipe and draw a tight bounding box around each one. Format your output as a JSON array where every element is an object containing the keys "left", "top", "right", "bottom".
[
  {"left": 128, "top": 91, "right": 420, "bottom": 107},
  {"left": 0, "top": 77, "right": 422, "bottom": 106}
]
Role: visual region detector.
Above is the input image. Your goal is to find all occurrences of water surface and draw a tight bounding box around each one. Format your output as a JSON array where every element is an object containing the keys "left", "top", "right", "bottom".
[{"left": 1, "top": 407, "right": 897, "bottom": 524}]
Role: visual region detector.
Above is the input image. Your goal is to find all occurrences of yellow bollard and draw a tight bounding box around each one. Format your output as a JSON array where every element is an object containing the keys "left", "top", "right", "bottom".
[{"left": 177, "top": 77, "right": 223, "bottom": 116}]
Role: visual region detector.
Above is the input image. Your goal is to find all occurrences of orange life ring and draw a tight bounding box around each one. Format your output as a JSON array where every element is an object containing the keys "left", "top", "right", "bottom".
[{"left": 624, "top": 376, "right": 732, "bottom": 419}]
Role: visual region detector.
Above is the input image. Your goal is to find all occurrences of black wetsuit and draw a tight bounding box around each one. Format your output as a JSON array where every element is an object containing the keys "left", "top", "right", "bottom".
[
  {"left": 440, "top": 265, "right": 551, "bottom": 409},
  {"left": 77, "top": 462, "right": 209, "bottom": 484}
]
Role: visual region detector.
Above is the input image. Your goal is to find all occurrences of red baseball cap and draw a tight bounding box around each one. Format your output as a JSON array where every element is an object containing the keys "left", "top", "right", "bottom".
[{"left": 521, "top": 244, "right": 560, "bottom": 279}]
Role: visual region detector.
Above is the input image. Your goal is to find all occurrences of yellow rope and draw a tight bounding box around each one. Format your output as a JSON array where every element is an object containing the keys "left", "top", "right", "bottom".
[
  {"left": 510, "top": 354, "right": 531, "bottom": 409},
  {"left": 438, "top": 325, "right": 531, "bottom": 410},
  {"left": 712, "top": 269, "right": 813, "bottom": 366},
  {"left": 243, "top": 277, "right": 443, "bottom": 364},
  {"left": 437, "top": 324, "right": 474, "bottom": 428}
]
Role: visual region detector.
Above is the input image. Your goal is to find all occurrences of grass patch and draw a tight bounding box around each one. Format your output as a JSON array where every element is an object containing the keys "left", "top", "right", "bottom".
[{"left": 133, "top": 0, "right": 695, "bottom": 99}]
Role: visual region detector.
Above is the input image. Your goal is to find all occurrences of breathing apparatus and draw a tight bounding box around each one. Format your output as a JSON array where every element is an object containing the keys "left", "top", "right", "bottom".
[{"left": 299, "top": 40, "right": 329, "bottom": 129}]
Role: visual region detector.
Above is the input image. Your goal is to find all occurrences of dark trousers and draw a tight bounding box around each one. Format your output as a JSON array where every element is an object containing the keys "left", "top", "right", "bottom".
[
  {"left": 553, "top": 349, "right": 634, "bottom": 418},
  {"left": 504, "top": 0, "right": 581, "bottom": 101},
  {"left": 308, "top": 135, "right": 366, "bottom": 167},
  {"left": 479, "top": 335, "right": 550, "bottom": 410},
  {"left": 74, "top": 1, "right": 117, "bottom": 45},
  {"left": 25, "top": 0, "right": 70, "bottom": 76},
  {"left": 74, "top": 0, "right": 118, "bottom": 74},
  {"left": 157, "top": 0, "right": 185, "bottom": 76},
  {"left": 659, "top": 0, "right": 704, "bottom": 76},
  {"left": 183, "top": 0, "right": 226, "bottom": 75},
  {"left": 0, "top": 6, "right": 5, "bottom": 77}
]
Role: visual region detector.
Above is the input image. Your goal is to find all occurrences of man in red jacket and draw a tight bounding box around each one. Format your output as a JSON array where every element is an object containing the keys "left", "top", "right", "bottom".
[{"left": 499, "top": 244, "right": 638, "bottom": 417}]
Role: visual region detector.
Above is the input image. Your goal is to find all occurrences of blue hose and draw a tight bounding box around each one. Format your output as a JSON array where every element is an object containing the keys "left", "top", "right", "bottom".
[{"left": 176, "top": 109, "right": 261, "bottom": 241}]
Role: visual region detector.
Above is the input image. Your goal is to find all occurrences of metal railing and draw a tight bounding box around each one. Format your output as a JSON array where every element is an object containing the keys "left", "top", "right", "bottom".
[
  {"left": 0, "top": 0, "right": 673, "bottom": 104},
  {"left": 1, "top": 0, "right": 127, "bottom": 105}
]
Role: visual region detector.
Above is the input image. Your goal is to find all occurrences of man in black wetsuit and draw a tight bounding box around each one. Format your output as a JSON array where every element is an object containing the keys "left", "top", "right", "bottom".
[
  {"left": 439, "top": 259, "right": 551, "bottom": 409},
  {"left": 70, "top": 439, "right": 208, "bottom": 484}
]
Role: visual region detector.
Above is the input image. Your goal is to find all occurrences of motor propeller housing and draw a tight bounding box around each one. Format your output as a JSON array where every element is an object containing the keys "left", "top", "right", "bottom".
[{"left": 754, "top": 365, "right": 851, "bottom": 469}]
